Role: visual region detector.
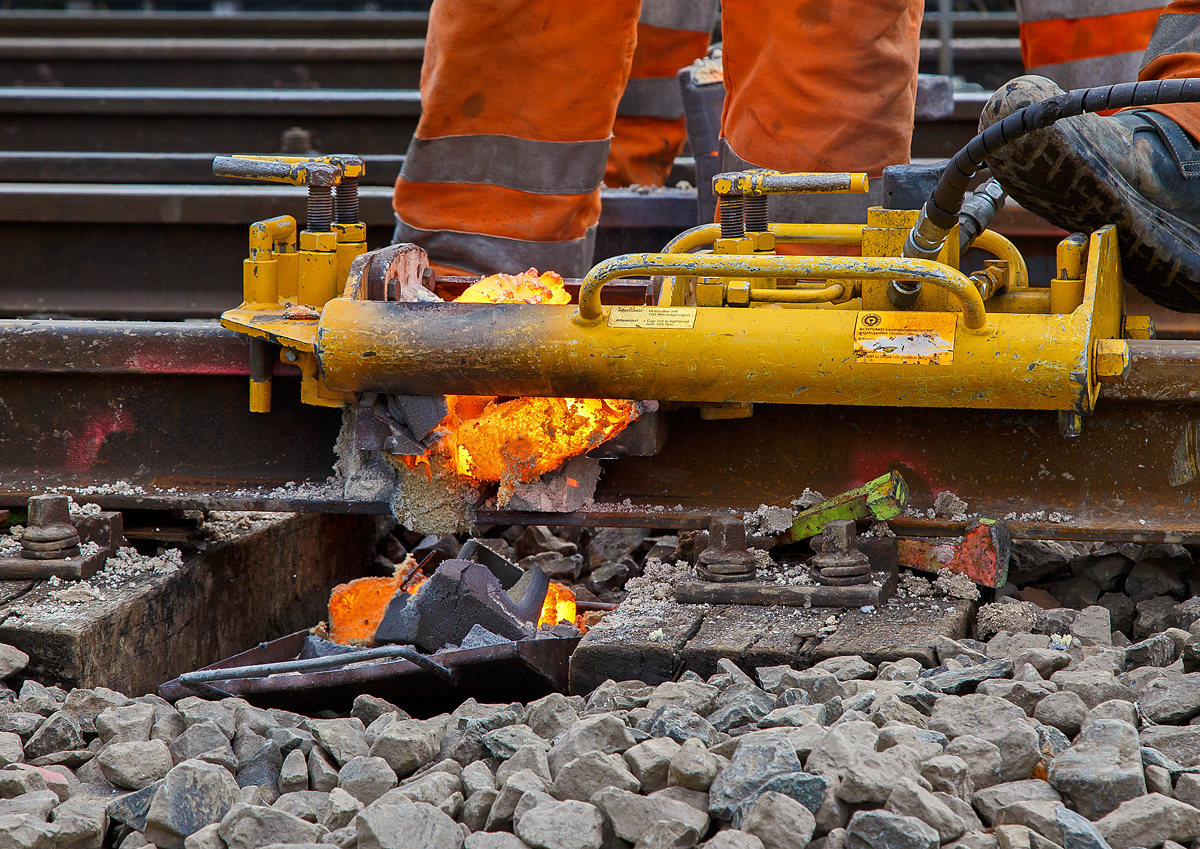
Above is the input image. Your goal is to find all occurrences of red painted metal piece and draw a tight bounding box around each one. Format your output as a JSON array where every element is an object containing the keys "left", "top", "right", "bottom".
[{"left": 897, "top": 519, "right": 1011, "bottom": 588}]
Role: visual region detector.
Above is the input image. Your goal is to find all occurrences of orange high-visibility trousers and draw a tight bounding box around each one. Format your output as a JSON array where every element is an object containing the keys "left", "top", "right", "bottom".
[
  {"left": 604, "top": 0, "right": 718, "bottom": 188},
  {"left": 394, "top": 0, "right": 924, "bottom": 275},
  {"left": 1139, "top": 1, "right": 1200, "bottom": 141},
  {"left": 1017, "top": 0, "right": 1165, "bottom": 90}
]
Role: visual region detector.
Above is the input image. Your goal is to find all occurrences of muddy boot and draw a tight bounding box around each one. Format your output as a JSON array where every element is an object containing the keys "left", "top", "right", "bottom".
[{"left": 980, "top": 75, "right": 1200, "bottom": 312}]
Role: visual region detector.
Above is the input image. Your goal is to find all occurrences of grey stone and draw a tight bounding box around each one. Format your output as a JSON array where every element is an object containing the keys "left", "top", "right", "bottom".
[
  {"left": 279, "top": 748, "right": 308, "bottom": 794},
  {"left": 51, "top": 795, "right": 109, "bottom": 849},
  {"left": 96, "top": 704, "right": 155, "bottom": 745},
  {"left": 1082, "top": 700, "right": 1138, "bottom": 734},
  {"left": 708, "top": 734, "right": 801, "bottom": 822},
  {"left": 183, "top": 825, "right": 223, "bottom": 849},
  {"left": 699, "top": 834, "right": 763, "bottom": 849},
  {"left": 811, "top": 657, "right": 877, "bottom": 682},
  {"left": 885, "top": 777, "right": 966, "bottom": 843},
  {"left": 144, "top": 700, "right": 187, "bottom": 745},
  {"left": 0, "top": 790, "right": 57, "bottom": 821},
  {"left": 16, "top": 683, "right": 59, "bottom": 718},
  {"left": 526, "top": 694, "right": 580, "bottom": 742},
  {"left": 465, "top": 835, "right": 529, "bottom": 849},
  {"left": 0, "top": 766, "right": 46, "bottom": 799},
  {"left": 305, "top": 719, "right": 368, "bottom": 767},
  {"left": 877, "top": 725, "right": 947, "bottom": 761},
  {"left": 0, "top": 814, "right": 56, "bottom": 849},
  {"left": 1099, "top": 594, "right": 1136, "bottom": 636},
  {"left": 487, "top": 768, "right": 547, "bottom": 831},
  {"left": 1011, "top": 650, "right": 1071, "bottom": 680},
  {"left": 386, "top": 767, "right": 461, "bottom": 807},
  {"left": 929, "top": 696, "right": 1041, "bottom": 782},
  {"left": 975, "top": 680, "right": 1056, "bottom": 717},
  {"left": 1145, "top": 763, "right": 1173, "bottom": 795},
  {"left": 23, "top": 712, "right": 83, "bottom": 761},
  {"left": 337, "top": 756, "right": 396, "bottom": 805},
  {"left": 936, "top": 636, "right": 990, "bottom": 666},
  {"left": 235, "top": 739, "right": 281, "bottom": 798},
  {"left": 973, "top": 781, "right": 1062, "bottom": 827},
  {"left": 550, "top": 750, "right": 638, "bottom": 801},
  {"left": 709, "top": 686, "right": 774, "bottom": 733},
  {"left": 926, "top": 660, "right": 1014, "bottom": 696},
  {"left": 484, "top": 726, "right": 551, "bottom": 760},
  {"left": 838, "top": 744, "right": 922, "bottom": 804},
  {"left": 369, "top": 718, "right": 441, "bottom": 778},
  {"left": 1141, "top": 725, "right": 1200, "bottom": 766},
  {"left": 1095, "top": 793, "right": 1200, "bottom": 849},
  {"left": 175, "top": 699, "right": 235, "bottom": 741},
  {"left": 0, "top": 734, "right": 22, "bottom": 770},
  {"left": 647, "top": 682, "right": 720, "bottom": 716},
  {"left": 1125, "top": 633, "right": 1178, "bottom": 670},
  {"left": 1048, "top": 671, "right": 1135, "bottom": 711},
  {"left": 944, "top": 834, "right": 998, "bottom": 849},
  {"left": 1069, "top": 607, "right": 1113, "bottom": 647},
  {"left": 937, "top": 792, "right": 984, "bottom": 833},
  {"left": 515, "top": 799, "right": 604, "bottom": 849},
  {"left": 351, "top": 695, "right": 407, "bottom": 729},
  {"left": 995, "top": 800, "right": 1066, "bottom": 843},
  {"left": 623, "top": 737, "right": 680, "bottom": 793},
  {"left": 591, "top": 786, "right": 708, "bottom": 844},
  {"left": 169, "top": 721, "right": 231, "bottom": 767},
  {"left": 669, "top": 738, "right": 721, "bottom": 792},
  {"left": 1050, "top": 577, "right": 1100, "bottom": 610},
  {"left": 217, "top": 802, "right": 325, "bottom": 849},
  {"left": 1054, "top": 807, "right": 1112, "bottom": 849},
  {"left": 308, "top": 747, "right": 339, "bottom": 793},
  {"left": 272, "top": 790, "right": 330, "bottom": 824},
  {"left": 461, "top": 761, "right": 494, "bottom": 797},
  {"left": 633, "top": 819, "right": 702, "bottom": 849},
  {"left": 547, "top": 715, "right": 635, "bottom": 777},
  {"left": 1139, "top": 673, "right": 1200, "bottom": 724},
  {"left": 742, "top": 790, "right": 815, "bottom": 849},
  {"left": 267, "top": 727, "right": 313, "bottom": 758},
  {"left": 1135, "top": 596, "right": 1179, "bottom": 642},
  {"left": 846, "top": 810, "right": 939, "bottom": 849},
  {"left": 1125, "top": 560, "right": 1186, "bottom": 603},
  {"left": 105, "top": 779, "right": 163, "bottom": 833},
  {"left": 97, "top": 740, "right": 172, "bottom": 790},
  {"left": 876, "top": 659, "right": 923, "bottom": 682},
  {"left": 921, "top": 755, "right": 974, "bottom": 802},
  {"left": 0, "top": 647, "right": 27, "bottom": 681},
  {"left": 497, "top": 746, "right": 551, "bottom": 786},
  {"left": 1034, "top": 692, "right": 1088, "bottom": 738},
  {"left": 1172, "top": 772, "right": 1200, "bottom": 808},
  {"left": 143, "top": 759, "right": 240, "bottom": 849},
  {"left": 355, "top": 799, "right": 461, "bottom": 849},
  {"left": 758, "top": 705, "right": 826, "bottom": 729},
  {"left": 645, "top": 708, "right": 723, "bottom": 749},
  {"left": 460, "top": 788, "right": 497, "bottom": 832}
]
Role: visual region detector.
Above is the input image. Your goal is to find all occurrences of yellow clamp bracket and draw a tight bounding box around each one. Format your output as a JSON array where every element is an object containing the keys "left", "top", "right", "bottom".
[
  {"left": 712, "top": 170, "right": 870, "bottom": 197},
  {"left": 576, "top": 253, "right": 988, "bottom": 330}
]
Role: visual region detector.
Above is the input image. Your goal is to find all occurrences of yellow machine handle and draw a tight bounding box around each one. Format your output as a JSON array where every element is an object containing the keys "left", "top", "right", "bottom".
[
  {"left": 213, "top": 155, "right": 342, "bottom": 187},
  {"left": 712, "top": 170, "right": 870, "bottom": 197},
  {"left": 575, "top": 253, "right": 989, "bottom": 330}
]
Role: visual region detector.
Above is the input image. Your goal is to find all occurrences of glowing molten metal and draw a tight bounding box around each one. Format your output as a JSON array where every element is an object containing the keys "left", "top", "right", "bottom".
[
  {"left": 538, "top": 582, "right": 578, "bottom": 629},
  {"left": 327, "top": 557, "right": 426, "bottom": 645},
  {"left": 409, "top": 268, "right": 638, "bottom": 503}
]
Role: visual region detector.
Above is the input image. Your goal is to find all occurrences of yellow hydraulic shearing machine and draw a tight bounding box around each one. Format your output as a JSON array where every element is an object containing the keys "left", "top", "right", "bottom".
[{"left": 217, "top": 155, "right": 1140, "bottom": 440}]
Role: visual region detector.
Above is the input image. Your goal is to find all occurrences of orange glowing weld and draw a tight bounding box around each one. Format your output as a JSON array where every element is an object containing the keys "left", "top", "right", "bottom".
[
  {"left": 538, "top": 582, "right": 577, "bottom": 629},
  {"left": 401, "top": 268, "right": 637, "bottom": 503},
  {"left": 567, "top": 478, "right": 579, "bottom": 487}
]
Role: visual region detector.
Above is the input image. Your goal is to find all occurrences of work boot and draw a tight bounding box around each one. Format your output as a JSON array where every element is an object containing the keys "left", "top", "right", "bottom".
[{"left": 980, "top": 75, "right": 1200, "bottom": 312}]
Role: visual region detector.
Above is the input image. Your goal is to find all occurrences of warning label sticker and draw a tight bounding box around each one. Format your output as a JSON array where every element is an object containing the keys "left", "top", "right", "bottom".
[
  {"left": 607, "top": 306, "right": 697, "bottom": 329},
  {"left": 853, "top": 311, "right": 957, "bottom": 364}
]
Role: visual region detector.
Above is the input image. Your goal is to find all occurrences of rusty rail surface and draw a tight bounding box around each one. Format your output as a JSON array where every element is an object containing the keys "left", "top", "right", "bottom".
[{"left": 5, "top": 320, "right": 1200, "bottom": 542}]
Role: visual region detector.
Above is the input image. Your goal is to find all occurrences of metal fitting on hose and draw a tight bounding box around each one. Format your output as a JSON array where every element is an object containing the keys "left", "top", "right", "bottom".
[{"left": 957, "top": 178, "right": 1006, "bottom": 252}]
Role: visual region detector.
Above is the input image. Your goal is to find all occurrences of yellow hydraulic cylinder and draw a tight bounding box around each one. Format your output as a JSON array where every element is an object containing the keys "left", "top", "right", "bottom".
[
  {"left": 298, "top": 231, "right": 339, "bottom": 308},
  {"left": 334, "top": 223, "right": 369, "bottom": 297}
]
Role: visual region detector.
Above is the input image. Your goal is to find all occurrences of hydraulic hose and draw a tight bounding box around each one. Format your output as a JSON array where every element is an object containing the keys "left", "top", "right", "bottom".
[{"left": 903, "top": 78, "right": 1200, "bottom": 266}]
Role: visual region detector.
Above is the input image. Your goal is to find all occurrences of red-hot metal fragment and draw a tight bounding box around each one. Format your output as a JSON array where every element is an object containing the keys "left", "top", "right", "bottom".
[{"left": 897, "top": 519, "right": 1011, "bottom": 588}]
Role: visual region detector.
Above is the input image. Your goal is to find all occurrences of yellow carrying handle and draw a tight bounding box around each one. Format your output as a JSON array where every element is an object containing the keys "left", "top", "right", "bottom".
[{"left": 576, "top": 253, "right": 989, "bottom": 330}]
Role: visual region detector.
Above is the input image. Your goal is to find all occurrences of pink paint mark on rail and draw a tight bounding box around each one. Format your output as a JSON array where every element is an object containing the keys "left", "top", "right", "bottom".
[{"left": 66, "top": 408, "right": 135, "bottom": 472}]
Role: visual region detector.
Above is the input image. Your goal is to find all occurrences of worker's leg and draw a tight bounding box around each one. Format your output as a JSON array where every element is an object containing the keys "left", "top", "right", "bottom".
[
  {"left": 982, "top": 3, "right": 1200, "bottom": 311},
  {"left": 392, "top": 0, "right": 640, "bottom": 277},
  {"left": 1016, "top": 0, "right": 1164, "bottom": 89},
  {"left": 717, "top": 0, "right": 923, "bottom": 225},
  {"left": 604, "top": 0, "right": 718, "bottom": 188}
]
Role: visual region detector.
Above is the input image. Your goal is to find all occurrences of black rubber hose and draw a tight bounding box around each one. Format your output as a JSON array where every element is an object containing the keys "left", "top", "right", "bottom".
[{"left": 926, "top": 78, "right": 1200, "bottom": 230}]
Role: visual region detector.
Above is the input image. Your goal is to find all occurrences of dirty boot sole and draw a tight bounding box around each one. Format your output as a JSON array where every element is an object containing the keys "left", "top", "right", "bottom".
[{"left": 986, "top": 117, "right": 1200, "bottom": 312}]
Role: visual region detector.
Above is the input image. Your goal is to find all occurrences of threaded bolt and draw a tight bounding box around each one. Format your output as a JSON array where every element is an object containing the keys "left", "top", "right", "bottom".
[
  {"left": 334, "top": 176, "right": 359, "bottom": 224},
  {"left": 719, "top": 196, "right": 745, "bottom": 239},
  {"left": 307, "top": 184, "right": 333, "bottom": 232},
  {"left": 743, "top": 195, "right": 769, "bottom": 233}
]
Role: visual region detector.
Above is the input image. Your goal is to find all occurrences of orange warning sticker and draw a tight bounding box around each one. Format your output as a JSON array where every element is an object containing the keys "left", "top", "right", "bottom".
[{"left": 853, "top": 311, "right": 957, "bottom": 364}]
